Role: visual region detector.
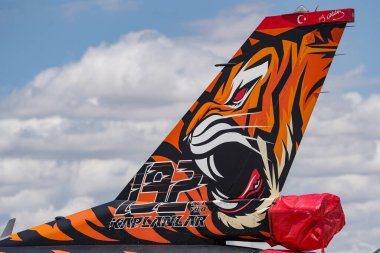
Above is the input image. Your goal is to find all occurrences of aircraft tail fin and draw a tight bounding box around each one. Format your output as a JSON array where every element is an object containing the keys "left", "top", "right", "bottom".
[
  {"left": 0, "top": 218, "right": 15, "bottom": 240},
  {"left": 0, "top": 8, "right": 355, "bottom": 249},
  {"left": 117, "top": 8, "right": 355, "bottom": 204}
]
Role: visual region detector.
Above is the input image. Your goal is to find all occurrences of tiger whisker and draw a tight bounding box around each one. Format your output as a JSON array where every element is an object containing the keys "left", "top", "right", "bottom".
[
  {"left": 228, "top": 125, "right": 271, "bottom": 129},
  {"left": 222, "top": 112, "right": 260, "bottom": 119},
  {"left": 244, "top": 136, "right": 274, "bottom": 145}
]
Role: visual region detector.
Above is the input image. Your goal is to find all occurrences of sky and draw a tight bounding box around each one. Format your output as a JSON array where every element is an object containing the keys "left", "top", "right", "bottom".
[{"left": 0, "top": 1, "right": 379, "bottom": 252}]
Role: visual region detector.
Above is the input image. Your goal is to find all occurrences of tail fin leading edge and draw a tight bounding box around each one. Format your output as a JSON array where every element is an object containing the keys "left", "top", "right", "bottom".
[{"left": 117, "top": 9, "right": 354, "bottom": 207}]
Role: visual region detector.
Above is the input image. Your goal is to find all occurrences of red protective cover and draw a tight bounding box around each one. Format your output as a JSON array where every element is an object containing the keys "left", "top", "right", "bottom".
[{"left": 268, "top": 193, "right": 345, "bottom": 251}]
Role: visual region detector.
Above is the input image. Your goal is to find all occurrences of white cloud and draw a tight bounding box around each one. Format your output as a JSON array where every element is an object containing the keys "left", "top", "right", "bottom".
[
  {"left": 185, "top": 3, "right": 270, "bottom": 58},
  {"left": 0, "top": 3, "right": 379, "bottom": 253},
  {"left": 285, "top": 93, "right": 380, "bottom": 178},
  {"left": 0, "top": 117, "right": 173, "bottom": 161},
  {"left": 1, "top": 31, "right": 219, "bottom": 121},
  {"left": 0, "top": 158, "right": 135, "bottom": 231},
  {"left": 71, "top": 159, "right": 136, "bottom": 197},
  {"left": 10, "top": 197, "right": 97, "bottom": 231},
  {"left": 327, "top": 65, "right": 380, "bottom": 93},
  {"left": 0, "top": 190, "right": 52, "bottom": 215}
]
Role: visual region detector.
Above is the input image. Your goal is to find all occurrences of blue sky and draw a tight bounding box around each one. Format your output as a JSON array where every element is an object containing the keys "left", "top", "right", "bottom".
[
  {"left": 0, "top": 0, "right": 379, "bottom": 94},
  {"left": 0, "top": 1, "right": 379, "bottom": 253}
]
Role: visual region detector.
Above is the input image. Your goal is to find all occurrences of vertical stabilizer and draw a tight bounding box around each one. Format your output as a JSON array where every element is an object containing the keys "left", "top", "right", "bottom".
[
  {"left": 0, "top": 219, "right": 15, "bottom": 240},
  {"left": 117, "top": 9, "right": 354, "bottom": 207}
]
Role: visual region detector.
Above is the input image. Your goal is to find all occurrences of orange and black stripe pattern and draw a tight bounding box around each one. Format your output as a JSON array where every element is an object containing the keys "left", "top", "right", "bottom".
[{"left": 0, "top": 11, "right": 350, "bottom": 248}]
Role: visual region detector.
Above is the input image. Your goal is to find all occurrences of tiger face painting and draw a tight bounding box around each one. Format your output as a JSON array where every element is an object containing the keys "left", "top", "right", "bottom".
[
  {"left": 115, "top": 22, "right": 348, "bottom": 232},
  {"left": 0, "top": 9, "right": 353, "bottom": 249},
  {"left": 175, "top": 22, "right": 347, "bottom": 228}
]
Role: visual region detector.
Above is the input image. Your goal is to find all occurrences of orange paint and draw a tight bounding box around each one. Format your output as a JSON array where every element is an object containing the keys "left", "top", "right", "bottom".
[
  {"left": 260, "top": 231, "right": 271, "bottom": 238},
  {"left": 312, "top": 30, "right": 324, "bottom": 43},
  {"left": 66, "top": 209, "right": 118, "bottom": 242},
  {"left": 164, "top": 225, "right": 178, "bottom": 233},
  {"left": 205, "top": 72, "right": 222, "bottom": 93},
  {"left": 232, "top": 48, "right": 243, "bottom": 58},
  {"left": 189, "top": 101, "right": 199, "bottom": 112},
  {"left": 204, "top": 213, "right": 224, "bottom": 236},
  {"left": 164, "top": 121, "right": 184, "bottom": 153},
  {"left": 108, "top": 206, "right": 116, "bottom": 214},
  {"left": 186, "top": 225, "right": 208, "bottom": 239},
  {"left": 9, "top": 233, "right": 22, "bottom": 241},
  {"left": 249, "top": 38, "right": 259, "bottom": 46},
  {"left": 239, "top": 235, "right": 259, "bottom": 240},
  {"left": 30, "top": 224, "right": 73, "bottom": 241},
  {"left": 137, "top": 192, "right": 157, "bottom": 203},
  {"left": 199, "top": 185, "right": 209, "bottom": 200},
  {"left": 151, "top": 155, "right": 170, "bottom": 162},
  {"left": 186, "top": 102, "right": 213, "bottom": 136},
  {"left": 186, "top": 187, "right": 202, "bottom": 201}
]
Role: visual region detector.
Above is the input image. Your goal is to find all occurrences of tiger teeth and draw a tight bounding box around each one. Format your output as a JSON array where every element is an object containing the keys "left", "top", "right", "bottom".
[
  {"left": 211, "top": 189, "right": 228, "bottom": 200},
  {"left": 213, "top": 200, "right": 238, "bottom": 210}
]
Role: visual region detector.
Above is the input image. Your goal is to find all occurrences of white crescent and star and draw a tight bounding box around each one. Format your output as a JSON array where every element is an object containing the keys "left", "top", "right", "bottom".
[{"left": 297, "top": 15, "right": 307, "bottom": 24}]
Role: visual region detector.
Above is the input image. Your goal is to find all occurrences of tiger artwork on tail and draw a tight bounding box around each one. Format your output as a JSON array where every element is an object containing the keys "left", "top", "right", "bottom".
[
  {"left": 1, "top": 9, "right": 353, "bottom": 248},
  {"left": 117, "top": 22, "right": 347, "bottom": 233}
]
